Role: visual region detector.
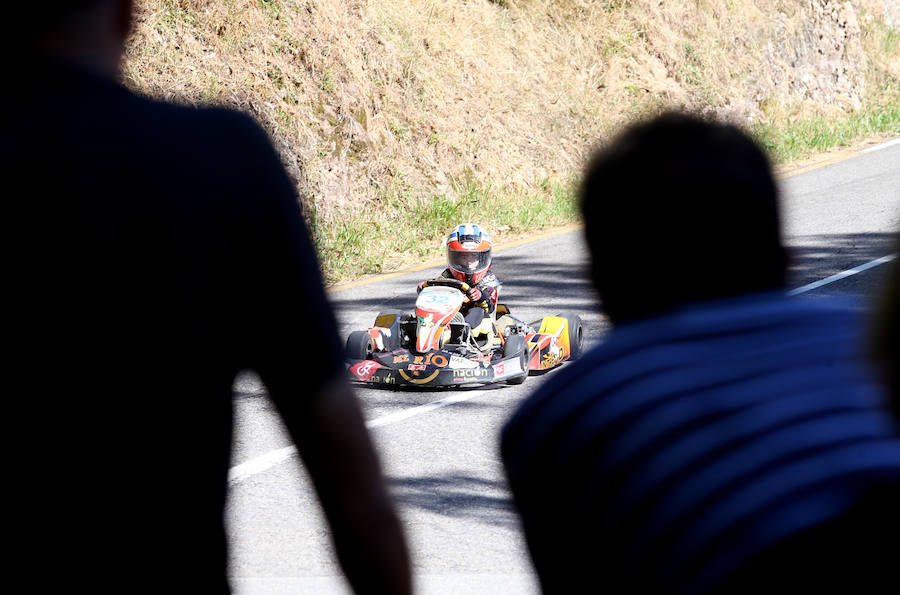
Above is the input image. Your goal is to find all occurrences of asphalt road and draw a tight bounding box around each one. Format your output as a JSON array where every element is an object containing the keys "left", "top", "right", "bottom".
[{"left": 227, "top": 139, "right": 899, "bottom": 594}]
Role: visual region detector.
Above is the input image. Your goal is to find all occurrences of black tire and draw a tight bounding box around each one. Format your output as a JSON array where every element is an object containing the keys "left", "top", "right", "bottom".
[
  {"left": 503, "top": 333, "right": 529, "bottom": 385},
  {"left": 345, "top": 331, "right": 374, "bottom": 361},
  {"left": 557, "top": 312, "right": 584, "bottom": 361}
]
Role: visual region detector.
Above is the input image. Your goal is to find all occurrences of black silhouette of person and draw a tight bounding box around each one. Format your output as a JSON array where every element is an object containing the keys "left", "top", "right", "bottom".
[
  {"left": 4, "top": 2, "right": 411, "bottom": 592},
  {"left": 501, "top": 114, "right": 900, "bottom": 594}
]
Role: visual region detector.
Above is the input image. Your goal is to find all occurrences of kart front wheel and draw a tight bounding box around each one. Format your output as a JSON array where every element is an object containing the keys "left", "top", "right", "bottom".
[
  {"left": 346, "top": 331, "right": 375, "bottom": 360},
  {"left": 504, "top": 333, "right": 529, "bottom": 385}
]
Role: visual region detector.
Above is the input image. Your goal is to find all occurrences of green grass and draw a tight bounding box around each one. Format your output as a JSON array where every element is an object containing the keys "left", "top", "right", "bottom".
[
  {"left": 159, "top": 0, "right": 196, "bottom": 30},
  {"left": 311, "top": 178, "right": 579, "bottom": 284},
  {"left": 259, "top": 0, "right": 282, "bottom": 18},
  {"left": 752, "top": 101, "right": 900, "bottom": 163},
  {"left": 320, "top": 69, "right": 336, "bottom": 94}
]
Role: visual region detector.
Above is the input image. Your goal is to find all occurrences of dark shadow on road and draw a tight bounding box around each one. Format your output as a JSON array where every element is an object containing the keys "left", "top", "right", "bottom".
[
  {"left": 388, "top": 472, "right": 519, "bottom": 528},
  {"left": 234, "top": 388, "right": 267, "bottom": 400},
  {"left": 332, "top": 232, "right": 897, "bottom": 325},
  {"left": 787, "top": 232, "right": 898, "bottom": 300}
]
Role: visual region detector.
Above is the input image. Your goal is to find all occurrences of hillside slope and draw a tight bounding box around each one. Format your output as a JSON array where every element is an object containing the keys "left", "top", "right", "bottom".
[{"left": 123, "top": 0, "right": 899, "bottom": 282}]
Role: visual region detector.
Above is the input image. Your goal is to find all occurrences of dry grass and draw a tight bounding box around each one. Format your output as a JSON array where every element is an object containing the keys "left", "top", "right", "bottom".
[{"left": 122, "top": 1, "right": 900, "bottom": 282}]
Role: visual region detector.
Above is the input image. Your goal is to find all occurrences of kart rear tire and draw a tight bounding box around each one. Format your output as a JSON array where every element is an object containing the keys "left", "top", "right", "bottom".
[
  {"left": 557, "top": 312, "right": 584, "bottom": 361},
  {"left": 504, "top": 333, "right": 529, "bottom": 385},
  {"left": 346, "top": 331, "right": 374, "bottom": 361}
]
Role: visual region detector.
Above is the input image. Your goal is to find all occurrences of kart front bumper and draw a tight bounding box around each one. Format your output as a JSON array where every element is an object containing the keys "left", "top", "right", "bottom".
[{"left": 346, "top": 350, "right": 526, "bottom": 389}]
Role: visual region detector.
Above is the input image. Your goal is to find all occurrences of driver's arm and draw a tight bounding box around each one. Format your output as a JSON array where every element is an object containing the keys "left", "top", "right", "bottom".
[{"left": 473, "top": 283, "right": 496, "bottom": 313}]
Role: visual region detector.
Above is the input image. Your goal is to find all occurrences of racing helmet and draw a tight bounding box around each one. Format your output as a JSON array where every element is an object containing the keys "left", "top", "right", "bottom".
[{"left": 446, "top": 223, "right": 492, "bottom": 284}]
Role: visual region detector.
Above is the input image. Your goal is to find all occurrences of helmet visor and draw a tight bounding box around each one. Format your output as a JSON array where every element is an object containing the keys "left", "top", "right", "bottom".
[{"left": 448, "top": 248, "right": 491, "bottom": 275}]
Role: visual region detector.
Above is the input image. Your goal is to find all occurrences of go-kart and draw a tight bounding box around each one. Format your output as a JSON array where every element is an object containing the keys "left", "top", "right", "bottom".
[{"left": 345, "top": 278, "right": 584, "bottom": 388}]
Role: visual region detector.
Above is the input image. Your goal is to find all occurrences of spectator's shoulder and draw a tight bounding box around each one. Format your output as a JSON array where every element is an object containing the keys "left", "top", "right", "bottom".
[
  {"left": 127, "top": 93, "right": 267, "bottom": 152},
  {"left": 123, "top": 96, "right": 285, "bottom": 196},
  {"left": 501, "top": 340, "right": 613, "bottom": 448}
]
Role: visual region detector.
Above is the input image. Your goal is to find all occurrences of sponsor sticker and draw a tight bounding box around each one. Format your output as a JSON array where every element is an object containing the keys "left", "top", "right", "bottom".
[
  {"left": 403, "top": 353, "right": 449, "bottom": 368},
  {"left": 493, "top": 358, "right": 522, "bottom": 379},
  {"left": 351, "top": 360, "right": 382, "bottom": 381},
  {"left": 393, "top": 353, "right": 410, "bottom": 364},
  {"left": 408, "top": 364, "right": 427, "bottom": 371},
  {"left": 449, "top": 355, "right": 479, "bottom": 369},
  {"left": 541, "top": 351, "right": 564, "bottom": 368},
  {"left": 453, "top": 368, "right": 489, "bottom": 378}
]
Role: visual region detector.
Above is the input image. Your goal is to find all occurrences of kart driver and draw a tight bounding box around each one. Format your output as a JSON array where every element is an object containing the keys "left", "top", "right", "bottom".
[{"left": 417, "top": 223, "right": 500, "bottom": 337}]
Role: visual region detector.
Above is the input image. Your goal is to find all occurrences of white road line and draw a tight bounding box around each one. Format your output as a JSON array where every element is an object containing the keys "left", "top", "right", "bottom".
[
  {"left": 228, "top": 389, "right": 489, "bottom": 484},
  {"left": 229, "top": 446, "right": 296, "bottom": 484},
  {"left": 230, "top": 253, "right": 898, "bottom": 484},
  {"left": 365, "top": 390, "right": 489, "bottom": 428},
  {"left": 861, "top": 137, "right": 900, "bottom": 153},
  {"left": 787, "top": 253, "right": 897, "bottom": 295}
]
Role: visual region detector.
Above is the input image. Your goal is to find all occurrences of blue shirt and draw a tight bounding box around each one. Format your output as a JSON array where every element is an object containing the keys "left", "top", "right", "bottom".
[{"left": 502, "top": 292, "right": 900, "bottom": 594}]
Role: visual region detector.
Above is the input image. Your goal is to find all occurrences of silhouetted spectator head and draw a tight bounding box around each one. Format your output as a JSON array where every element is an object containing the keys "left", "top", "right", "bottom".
[
  {"left": 580, "top": 112, "right": 786, "bottom": 324},
  {"left": 13, "top": 0, "right": 132, "bottom": 75}
]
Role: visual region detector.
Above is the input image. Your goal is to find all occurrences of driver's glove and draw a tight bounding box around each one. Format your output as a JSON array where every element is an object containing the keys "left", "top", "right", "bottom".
[
  {"left": 466, "top": 286, "right": 482, "bottom": 302},
  {"left": 416, "top": 281, "right": 426, "bottom": 293}
]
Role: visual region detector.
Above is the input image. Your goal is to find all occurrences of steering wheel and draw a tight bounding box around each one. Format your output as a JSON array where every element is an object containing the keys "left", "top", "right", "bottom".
[{"left": 420, "top": 278, "right": 471, "bottom": 301}]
